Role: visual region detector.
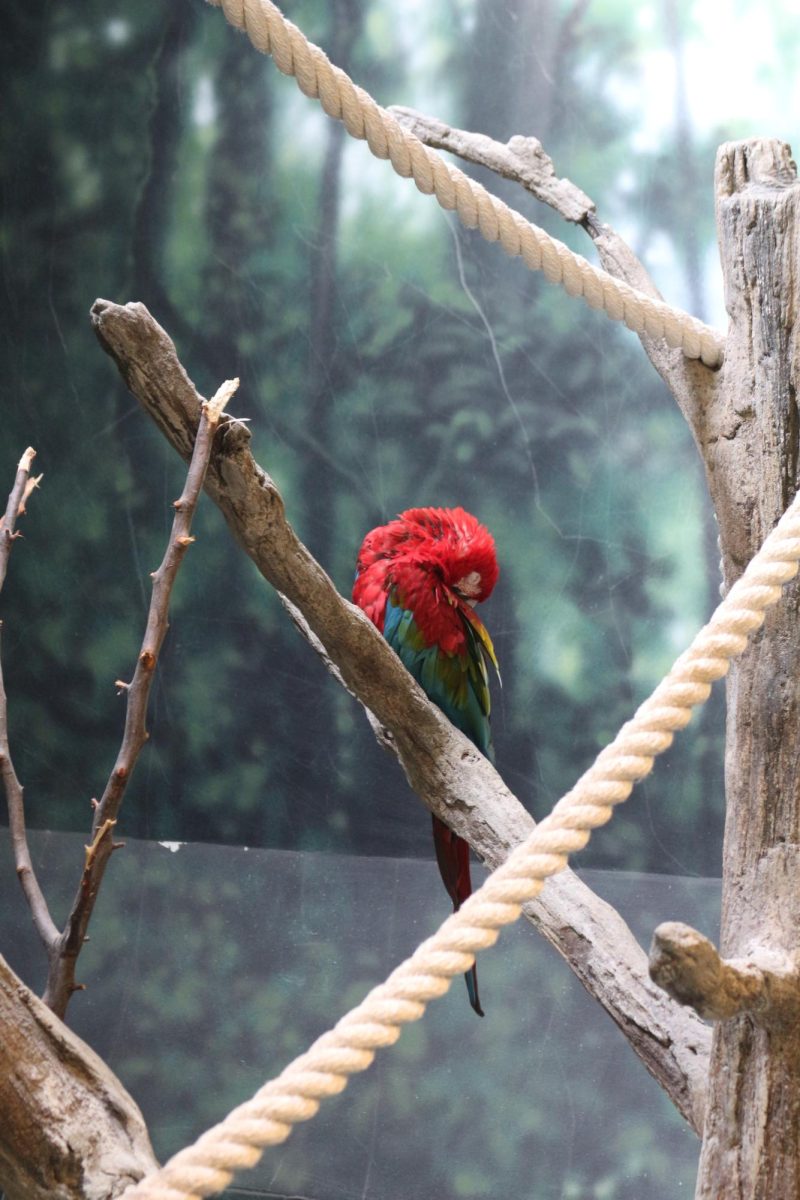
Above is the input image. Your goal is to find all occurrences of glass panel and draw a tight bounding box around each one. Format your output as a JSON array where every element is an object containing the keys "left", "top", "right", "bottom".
[{"left": 1, "top": 830, "right": 718, "bottom": 1198}]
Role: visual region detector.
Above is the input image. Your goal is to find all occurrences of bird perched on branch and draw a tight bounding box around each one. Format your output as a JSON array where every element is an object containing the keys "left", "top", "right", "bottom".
[{"left": 353, "top": 506, "right": 500, "bottom": 1016}]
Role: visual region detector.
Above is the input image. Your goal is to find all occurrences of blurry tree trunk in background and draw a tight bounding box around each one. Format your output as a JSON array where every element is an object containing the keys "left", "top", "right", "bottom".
[
  {"left": 305, "top": 0, "right": 362, "bottom": 572},
  {"left": 464, "top": 0, "right": 571, "bottom": 145},
  {"left": 663, "top": 0, "right": 707, "bottom": 322},
  {"left": 663, "top": 0, "right": 725, "bottom": 877},
  {"left": 202, "top": 27, "right": 274, "bottom": 373},
  {"left": 130, "top": 3, "right": 198, "bottom": 345},
  {"left": 302, "top": 0, "right": 364, "bottom": 803}
]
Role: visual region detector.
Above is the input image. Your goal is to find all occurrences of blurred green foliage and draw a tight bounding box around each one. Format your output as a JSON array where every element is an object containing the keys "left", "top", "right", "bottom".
[
  {"left": 3, "top": 1, "right": 790, "bottom": 1195},
  {"left": 0, "top": 0, "right": 776, "bottom": 873}
]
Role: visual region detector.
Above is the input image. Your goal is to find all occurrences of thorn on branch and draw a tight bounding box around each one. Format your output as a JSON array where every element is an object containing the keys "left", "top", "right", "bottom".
[
  {"left": 139, "top": 650, "right": 156, "bottom": 671},
  {"left": 224, "top": 414, "right": 250, "bottom": 430},
  {"left": 176, "top": 535, "right": 195, "bottom": 547},
  {"left": 114, "top": 679, "right": 130, "bottom": 694},
  {"left": 18, "top": 472, "right": 44, "bottom": 515}
]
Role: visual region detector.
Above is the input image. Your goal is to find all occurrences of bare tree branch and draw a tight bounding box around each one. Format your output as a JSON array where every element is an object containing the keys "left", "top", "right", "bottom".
[
  {"left": 0, "top": 449, "right": 59, "bottom": 951},
  {"left": 42, "top": 379, "right": 238, "bottom": 1019},
  {"left": 0, "top": 630, "right": 59, "bottom": 951},
  {"left": 0, "top": 447, "right": 38, "bottom": 590},
  {"left": 389, "top": 106, "right": 721, "bottom": 440},
  {"left": 90, "top": 297, "right": 711, "bottom": 1134},
  {"left": 650, "top": 921, "right": 799, "bottom": 1025},
  {"left": 389, "top": 106, "right": 596, "bottom": 225}
]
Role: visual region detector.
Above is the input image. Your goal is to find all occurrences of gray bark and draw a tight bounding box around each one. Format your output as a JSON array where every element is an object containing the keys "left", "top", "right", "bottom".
[
  {"left": 689, "top": 138, "right": 800, "bottom": 1200},
  {"left": 389, "top": 106, "right": 595, "bottom": 222},
  {"left": 88, "top": 295, "right": 711, "bottom": 1136},
  {"left": 0, "top": 956, "right": 157, "bottom": 1200},
  {"left": 649, "top": 921, "right": 797, "bottom": 1023}
]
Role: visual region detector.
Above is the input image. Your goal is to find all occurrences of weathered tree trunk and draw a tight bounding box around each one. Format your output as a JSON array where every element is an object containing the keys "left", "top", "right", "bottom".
[
  {"left": 694, "top": 139, "right": 800, "bottom": 1199},
  {"left": 0, "top": 956, "right": 158, "bottom": 1200}
]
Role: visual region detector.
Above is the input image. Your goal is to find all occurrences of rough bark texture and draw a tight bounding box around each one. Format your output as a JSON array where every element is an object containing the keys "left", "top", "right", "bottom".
[
  {"left": 89, "top": 296, "right": 711, "bottom": 1135},
  {"left": 0, "top": 956, "right": 158, "bottom": 1200},
  {"left": 649, "top": 921, "right": 797, "bottom": 1023},
  {"left": 692, "top": 139, "right": 800, "bottom": 1199},
  {"left": 389, "top": 106, "right": 595, "bottom": 222}
]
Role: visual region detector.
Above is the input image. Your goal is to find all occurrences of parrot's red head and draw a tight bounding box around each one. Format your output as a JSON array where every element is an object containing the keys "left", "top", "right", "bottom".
[{"left": 353, "top": 506, "right": 498, "bottom": 654}]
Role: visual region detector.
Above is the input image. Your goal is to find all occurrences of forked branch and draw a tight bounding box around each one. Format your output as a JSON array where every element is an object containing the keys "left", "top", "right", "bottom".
[
  {"left": 41, "top": 380, "right": 238, "bottom": 1018},
  {"left": 92, "top": 297, "right": 711, "bottom": 1134}
]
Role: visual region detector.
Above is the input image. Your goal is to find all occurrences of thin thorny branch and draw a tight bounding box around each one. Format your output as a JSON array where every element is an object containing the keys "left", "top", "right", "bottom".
[
  {"left": 41, "top": 377, "right": 238, "bottom": 1018},
  {"left": 1, "top": 388, "right": 237, "bottom": 1020},
  {"left": 0, "top": 448, "right": 58, "bottom": 950}
]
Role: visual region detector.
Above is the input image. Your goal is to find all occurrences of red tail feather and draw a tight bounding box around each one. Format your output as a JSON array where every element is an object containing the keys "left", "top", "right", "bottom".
[{"left": 432, "top": 815, "right": 484, "bottom": 1016}]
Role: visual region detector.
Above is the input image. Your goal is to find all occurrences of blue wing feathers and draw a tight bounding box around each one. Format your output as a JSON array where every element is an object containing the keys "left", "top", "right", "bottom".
[{"left": 383, "top": 594, "right": 494, "bottom": 759}]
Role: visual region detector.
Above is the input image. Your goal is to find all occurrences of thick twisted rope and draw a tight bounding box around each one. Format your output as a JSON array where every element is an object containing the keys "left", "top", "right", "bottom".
[
  {"left": 206, "top": 0, "right": 725, "bottom": 368},
  {"left": 121, "top": 496, "right": 800, "bottom": 1200}
]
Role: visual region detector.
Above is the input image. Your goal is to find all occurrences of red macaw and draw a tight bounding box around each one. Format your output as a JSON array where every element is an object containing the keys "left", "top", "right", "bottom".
[{"left": 353, "top": 506, "right": 500, "bottom": 1016}]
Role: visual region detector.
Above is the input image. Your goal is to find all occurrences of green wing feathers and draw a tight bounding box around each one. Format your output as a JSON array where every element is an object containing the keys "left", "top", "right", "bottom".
[{"left": 383, "top": 594, "right": 496, "bottom": 759}]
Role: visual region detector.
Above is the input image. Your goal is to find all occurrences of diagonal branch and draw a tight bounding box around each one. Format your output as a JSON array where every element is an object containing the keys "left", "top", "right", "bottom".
[
  {"left": 91, "top": 297, "right": 711, "bottom": 1134},
  {"left": 42, "top": 379, "right": 239, "bottom": 1019},
  {"left": 389, "top": 105, "right": 721, "bottom": 441}
]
